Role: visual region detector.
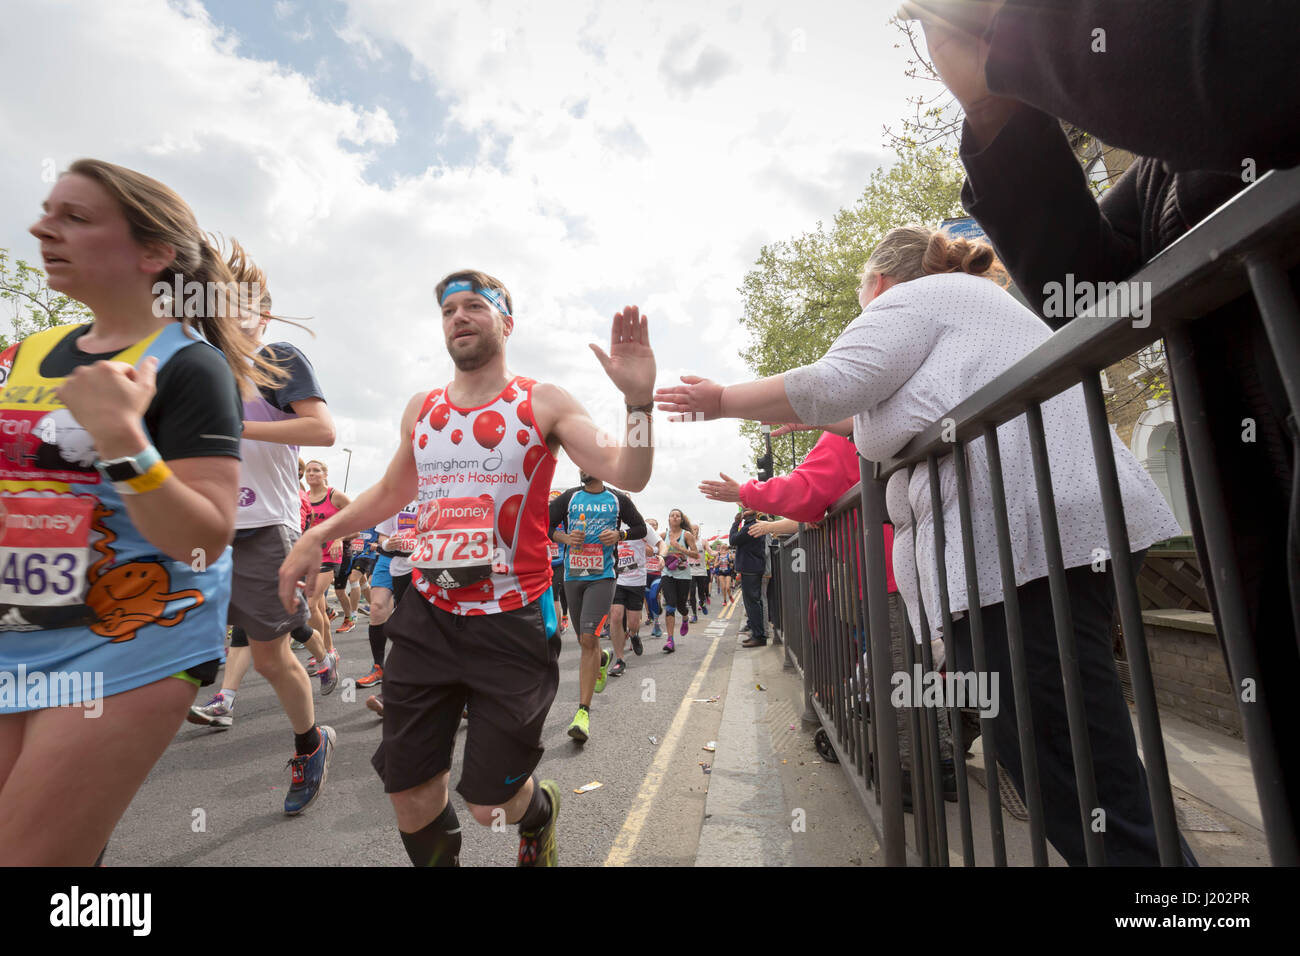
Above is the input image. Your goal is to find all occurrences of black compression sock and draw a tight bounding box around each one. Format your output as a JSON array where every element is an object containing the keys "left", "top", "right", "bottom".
[
  {"left": 517, "top": 781, "right": 551, "bottom": 832},
  {"left": 368, "top": 624, "right": 386, "bottom": 667},
  {"left": 400, "top": 803, "right": 462, "bottom": 867},
  {"left": 294, "top": 725, "right": 321, "bottom": 756}
]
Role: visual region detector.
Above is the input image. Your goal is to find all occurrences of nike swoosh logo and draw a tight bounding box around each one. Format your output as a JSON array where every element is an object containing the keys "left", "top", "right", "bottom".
[{"left": 504, "top": 772, "right": 528, "bottom": 785}]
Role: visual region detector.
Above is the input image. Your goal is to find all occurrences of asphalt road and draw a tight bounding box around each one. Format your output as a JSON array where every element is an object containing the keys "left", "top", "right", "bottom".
[{"left": 110, "top": 591, "right": 744, "bottom": 867}]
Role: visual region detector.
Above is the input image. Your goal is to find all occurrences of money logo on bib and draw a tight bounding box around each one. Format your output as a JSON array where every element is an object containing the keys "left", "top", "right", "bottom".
[{"left": 411, "top": 495, "right": 496, "bottom": 589}]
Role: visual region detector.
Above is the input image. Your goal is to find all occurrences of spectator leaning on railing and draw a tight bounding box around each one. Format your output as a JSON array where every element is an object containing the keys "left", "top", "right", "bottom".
[
  {"left": 657, "top": 226, "right": 1192, "bottom": 865},
  {"left": 907, "top": 0, "right": 1300, "bottom": 846}
]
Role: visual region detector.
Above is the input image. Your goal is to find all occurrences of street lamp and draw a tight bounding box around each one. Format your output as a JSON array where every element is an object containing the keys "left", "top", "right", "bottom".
[{"left": 342, "top": 448, "right": 353, "bottom": 493}]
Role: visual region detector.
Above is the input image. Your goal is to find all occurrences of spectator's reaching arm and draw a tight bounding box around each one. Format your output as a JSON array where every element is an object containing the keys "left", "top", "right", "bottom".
[{"left": 738, "top": 432, "right": 861, "bottom": 523}]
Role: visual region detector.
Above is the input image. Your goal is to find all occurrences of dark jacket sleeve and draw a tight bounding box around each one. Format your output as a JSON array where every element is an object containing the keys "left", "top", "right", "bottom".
[
  {"left": 959, "top": 106, "right": 1145, "bottom": 327},
  {"left": 984, "top": 0, "right": 1300, "bottom": 173},
  {"left": 616, "top": 493, "right": 647, "bottom": 540},
  {"left": 549, "top": 489, "right": 575, "bottom": 538},
  {"left": 729, "top": 516, "right": 744, "bottom": 548}
]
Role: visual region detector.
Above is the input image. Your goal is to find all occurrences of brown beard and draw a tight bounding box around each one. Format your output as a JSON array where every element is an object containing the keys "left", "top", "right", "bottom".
[{"left": 448, "top": 331, "right": 501, "bottom": 371}]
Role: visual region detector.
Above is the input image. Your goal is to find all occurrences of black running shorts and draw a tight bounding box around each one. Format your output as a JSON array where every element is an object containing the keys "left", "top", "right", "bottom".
[
  {"left": 612, "top": 584, "right": 644, "bottom": 612},
  {"left": 372, "top": 592, "right": 559, "bottom": 806},
  {"left": 660, "top": 575, "right": 693, "bottom": 616}
]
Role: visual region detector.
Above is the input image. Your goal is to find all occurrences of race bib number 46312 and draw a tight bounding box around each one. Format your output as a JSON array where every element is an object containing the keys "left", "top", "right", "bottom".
[
  {"left": 568, "top": 543, "right": 604, "bottom": 574},
  {"left": 411, "top": 497, "right": 496, "bottom": 589}
]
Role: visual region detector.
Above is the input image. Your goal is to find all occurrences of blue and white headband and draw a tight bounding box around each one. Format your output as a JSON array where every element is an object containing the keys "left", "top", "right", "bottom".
[{"left": 439, "top": 279, "right": 511, "bottom": 316}]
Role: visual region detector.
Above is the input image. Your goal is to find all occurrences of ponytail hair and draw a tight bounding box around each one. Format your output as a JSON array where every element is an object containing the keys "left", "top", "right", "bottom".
[
  {"left": 862, "top": 225, "right": 1008, "bottom": 289},
  {"left": 65, "top": 159, "right": 280, "bottom": 397}
]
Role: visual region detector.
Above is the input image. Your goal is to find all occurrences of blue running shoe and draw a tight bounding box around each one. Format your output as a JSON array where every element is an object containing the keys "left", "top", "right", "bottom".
[{"left": 284, "top": 725, "right": 336, "bottom": 815}]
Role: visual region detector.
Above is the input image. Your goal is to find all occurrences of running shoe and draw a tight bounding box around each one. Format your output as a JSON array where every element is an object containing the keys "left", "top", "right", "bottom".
[
  {"left": 318, "top": 652, "right": 339, "bottom": 695},
  {"left": 680, "top": 617, "right": 689, "bottom": 637},
  {"left": 517, "top": 779, "right": 560, "bottom": 867},
  {"left": 358, "top": 604, "right": 371, "bottom": 616},
  {"left": 357, "top": 664, "right": 383, "bottom": 688},
  {"left": 690, "top": 613, "right": 698, "bottom": 624},
  {"left": 284, "top": 725, "right": 336, "bottom": 815},
  {"left": 630, "top": 633, "right": 643, "bottom": 656},
  {"left": 663, "top": 637, "right": 675, "bottom": 654},
  {"left": 594, "top": 649, "right": 611, "bottom": 694},
  {"left": 702, "top": 604, "right": 709, "bottom": 615},
  {"left": 187, "top": 692, "right": 233, "bottom": 729},
  {"left": 608, "top": 658, "right": 626, "bottom": 677},
  {"left": 337, "top": 618, "right": 357, "bottom": 634},
  {"left": 567, "top": 708, "right": 590, "bottom": 742},
  {"left": 328, "top": 608, "right": 340, "bottom": 622},
  {"left": 290, "top": 640, "right": 306, "bottom": 650},
  {"left": 366, "top": 694, "right": 384, "bottom": 715},
  {"left": 651, "top": 623, "right": 663, "bottom": 638},
  {"left": 559, "top": 615, "right": 569, "bottom": 634}
]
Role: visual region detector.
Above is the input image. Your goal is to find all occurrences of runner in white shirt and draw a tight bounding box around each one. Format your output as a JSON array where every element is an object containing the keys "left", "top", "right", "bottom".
[
  {"left": 356, "top": 502, "right": 417, "bottom": 713},
  {"left": 608, "top": 511, "right": 661, "bottom": 676}
]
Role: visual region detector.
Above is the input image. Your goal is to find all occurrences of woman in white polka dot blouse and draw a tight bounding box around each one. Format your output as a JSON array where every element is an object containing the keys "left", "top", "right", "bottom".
[{"left": 656, "top": 225, "right": 1194, "bottom": 865}]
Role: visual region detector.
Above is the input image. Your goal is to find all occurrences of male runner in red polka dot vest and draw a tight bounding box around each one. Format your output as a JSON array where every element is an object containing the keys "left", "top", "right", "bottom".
[{"left": 279, "top": 269, "right": 656, "bottom": 867}]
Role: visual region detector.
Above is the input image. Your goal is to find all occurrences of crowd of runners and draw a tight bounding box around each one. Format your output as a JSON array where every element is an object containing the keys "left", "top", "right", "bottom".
[{"left": 0, "top": 157, "right": 760, "bottom": 867}]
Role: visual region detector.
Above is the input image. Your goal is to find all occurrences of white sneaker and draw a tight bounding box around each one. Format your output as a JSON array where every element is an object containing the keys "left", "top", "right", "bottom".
[{"left": 188, "top": 693, "right": 234, "bottom": 728}]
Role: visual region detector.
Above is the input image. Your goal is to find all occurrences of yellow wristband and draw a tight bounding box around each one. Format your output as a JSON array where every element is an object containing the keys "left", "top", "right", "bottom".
[{"left": 121, "top": 460, "right": 172, "bottom": 495}]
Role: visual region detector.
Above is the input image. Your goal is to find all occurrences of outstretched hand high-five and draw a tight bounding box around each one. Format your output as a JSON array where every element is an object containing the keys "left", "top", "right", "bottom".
[
  {"left": 590, "top": 305, "right": 655, "bottom": 405},
  {"left": 699, "top": 472, "right": 742, "bottom": 502},
  {"left": 654, "top": 375, "right": 724, "bottom": 421}
]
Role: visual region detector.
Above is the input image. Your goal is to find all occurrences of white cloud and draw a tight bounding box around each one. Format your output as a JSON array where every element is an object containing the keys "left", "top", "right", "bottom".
[{"left": 0, "top": 0, "right": 917, "bottom": 532}]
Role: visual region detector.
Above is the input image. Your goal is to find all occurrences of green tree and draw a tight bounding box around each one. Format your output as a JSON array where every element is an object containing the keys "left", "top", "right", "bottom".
[
  {"left": 735, "top": 146, "right": 965, "bottom": 470},
  {"left": 0, "top": 248, "right": 92, "bottom": 350}
]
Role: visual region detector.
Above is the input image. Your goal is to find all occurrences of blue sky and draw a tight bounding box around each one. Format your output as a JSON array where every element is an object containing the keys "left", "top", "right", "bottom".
[
  {"left": 208, "top": 0, "right": 479, "bottom": 183},
  {"left": 0, "top": 0, "right": 919, "bottom": 534}
]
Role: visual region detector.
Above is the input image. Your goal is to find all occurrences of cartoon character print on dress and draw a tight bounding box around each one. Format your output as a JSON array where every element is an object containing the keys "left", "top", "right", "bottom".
[
  {"left": 409, "top": 375, "right": 555, "bottom": 615},
  {"left": 84, "top": 504, "right": 204, "bottom": 641}
]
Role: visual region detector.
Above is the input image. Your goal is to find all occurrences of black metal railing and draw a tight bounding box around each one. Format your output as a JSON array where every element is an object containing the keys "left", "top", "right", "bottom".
[{"left": 779, "top": 166, "right": 1300, "bottom": 866}]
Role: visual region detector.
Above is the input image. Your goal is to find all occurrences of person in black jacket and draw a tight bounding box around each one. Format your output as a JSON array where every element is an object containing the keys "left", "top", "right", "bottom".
[
  {"left": 731, "top": 508, "right": 770, "bottom": 647},
  {"left": 907, "top": 0, "right": 1299, "bottom": 859}
]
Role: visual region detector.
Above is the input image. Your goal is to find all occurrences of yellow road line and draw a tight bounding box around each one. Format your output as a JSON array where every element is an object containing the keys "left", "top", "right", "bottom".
[{"left": 603, "top": 629, "right": 724, "bottom": 866}]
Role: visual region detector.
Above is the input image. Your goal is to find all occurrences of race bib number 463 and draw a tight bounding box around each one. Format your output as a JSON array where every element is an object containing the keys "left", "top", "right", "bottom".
[
  {"left": 0, "top": 495, "right": 99, "bottom": 629},
  {"left": 0, "top": 496, "right": 92, "bottom": 606},
  {"left": 411, "top": 497, "right": 496, "bottom": 589}
]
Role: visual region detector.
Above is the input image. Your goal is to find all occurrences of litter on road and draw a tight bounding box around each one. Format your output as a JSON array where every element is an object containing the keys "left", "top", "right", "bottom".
[
  {"left": 573, "top": 781, "right": 603, "bottom": 794},
  {"left": 702, "top": 741, "right": 717, "bottom": 752}
]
